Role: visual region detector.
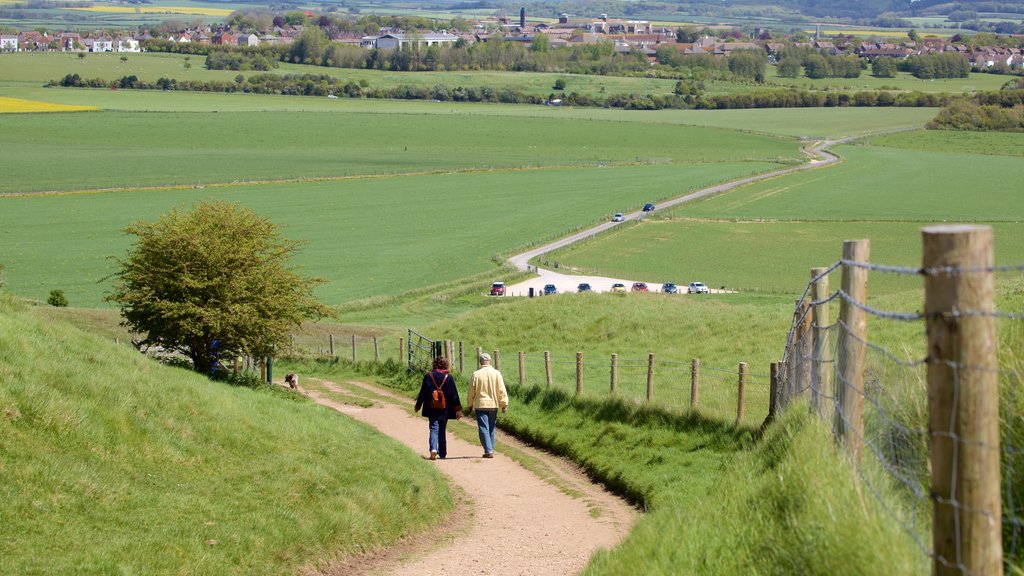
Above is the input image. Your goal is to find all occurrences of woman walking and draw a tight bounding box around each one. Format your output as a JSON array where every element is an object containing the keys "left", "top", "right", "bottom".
[{"left": 414, "top": 357, "right": 462, "bottom": 460}]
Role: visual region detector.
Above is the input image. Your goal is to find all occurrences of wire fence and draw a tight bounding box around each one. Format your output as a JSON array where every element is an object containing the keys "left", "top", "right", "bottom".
[
  {"left": 285, "top": 332, "right": 770, "bottom": 426},
  {"left": 774, "top": 227, "right": 1023, "bottom": 575}
]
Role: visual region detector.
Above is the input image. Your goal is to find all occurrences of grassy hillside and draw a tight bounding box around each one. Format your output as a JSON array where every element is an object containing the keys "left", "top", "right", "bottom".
[{"left": 0, "top": 292, "right": 451, "bottom": 575}]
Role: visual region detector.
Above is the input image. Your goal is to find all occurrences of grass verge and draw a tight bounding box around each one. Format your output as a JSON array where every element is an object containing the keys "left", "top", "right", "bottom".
[{"left": 0, "top": 292, "right": 451, "bottom": 575}]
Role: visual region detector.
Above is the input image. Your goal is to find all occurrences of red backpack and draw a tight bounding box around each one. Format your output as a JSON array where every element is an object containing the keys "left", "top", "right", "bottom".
[{"left": 429, "top": 372, "right": 447, "bottom": 411}]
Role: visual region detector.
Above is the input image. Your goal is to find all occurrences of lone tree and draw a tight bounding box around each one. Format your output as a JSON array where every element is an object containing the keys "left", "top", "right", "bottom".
[{"left": 107, "top": 201, "right": 331, "bottom": 374}]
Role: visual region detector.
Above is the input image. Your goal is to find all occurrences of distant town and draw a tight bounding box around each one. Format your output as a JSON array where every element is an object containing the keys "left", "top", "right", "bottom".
[{"left": 2, "top": 9, "right": 1023, "bottom": 72}]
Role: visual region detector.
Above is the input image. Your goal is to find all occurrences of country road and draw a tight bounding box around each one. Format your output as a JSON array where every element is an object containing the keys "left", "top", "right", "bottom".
[{"left": 502, "top": 138, "right": 843, "bottom": 296}]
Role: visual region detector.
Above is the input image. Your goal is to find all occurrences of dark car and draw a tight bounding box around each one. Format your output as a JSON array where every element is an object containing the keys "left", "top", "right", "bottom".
[
  {"left": 490, "top": 281, "right": 505, "bottom": 296},
  {"left": 577, "top": 283, "right": 592, "bottom": 293},
  {"left": 631, "top": 282, "right": 649, "bottom": 292},
  {"left": 642, "top": 203, "right": 655, "bottom": 212},
  {"left": 662, "top": 283, "right": 678, "bottom": 294},
  {"left": 543, "top": 284, "right": 558, "bottom": 295}
]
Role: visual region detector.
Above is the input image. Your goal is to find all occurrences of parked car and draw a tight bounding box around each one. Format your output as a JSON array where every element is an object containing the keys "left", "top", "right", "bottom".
[
  {"left": 611, "top": 213, "right": 625, "bottom": 222},
  {"left": 577, "top": 283, "right": 592, "bottom": 293},
  {"left": 662, "top": 283, "right": 678, "bottom": 294},
  {"left": 642, "top": 203, "right": 655, "bottom": 212},
  {"left": 688, "top": 281, "right": 710, "bottom": 294},
  {"left": 543, "top": 284, "right": 558, "bottom": 295},
  {"left": 489, "top": 281, "right": 505, "bottom": 296},
  {"left": 631, "top": 282, "right": 649, "bottom": 292},
  {"left": 611, "top": 283, "right": 627, "bottom": 293}
]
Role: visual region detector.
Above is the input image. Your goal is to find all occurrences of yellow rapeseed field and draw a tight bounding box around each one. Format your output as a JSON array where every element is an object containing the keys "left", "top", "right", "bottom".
[
  {"left": 70, "top": 5, "right": 234, "bottom": 16},
  {"left": 0, "top": 97, "right": 98, "bottom": 114}
]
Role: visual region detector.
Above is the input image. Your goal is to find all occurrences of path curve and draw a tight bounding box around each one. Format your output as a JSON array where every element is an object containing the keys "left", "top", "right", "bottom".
[
  {"left": 502, "top": 139, "right": 844, "bottom": 295},
  {"left": 301, "top": 378, "right": 637, "bottom": 576}
]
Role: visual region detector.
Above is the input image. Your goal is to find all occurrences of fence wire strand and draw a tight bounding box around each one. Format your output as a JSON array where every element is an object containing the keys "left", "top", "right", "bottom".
[{"left": 779, "top": 256, "right": 1024, "bottom": 575}]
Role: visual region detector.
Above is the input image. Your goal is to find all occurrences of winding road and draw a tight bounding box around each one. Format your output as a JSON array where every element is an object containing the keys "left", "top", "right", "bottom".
[{"left": 502, "top": 139, "right": 843, "bottom": 296}]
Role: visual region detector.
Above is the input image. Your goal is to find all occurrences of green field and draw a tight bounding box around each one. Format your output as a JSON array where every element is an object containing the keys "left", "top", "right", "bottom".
[
  {"left": 541, "top": 130, "right": 1024, "bottom": 294},
  {"left": 0, "top": 109, "right": 800, "bottom": 193},
  {"left": 0, "top": 52, "right": 685, "bottom": 97},
  {"left": 0, "top": 161, "right": 784, "bottom": 306},
  {"left": 679, "top": 142, "right": 1024, "bottom": 222},
  {"left": 764, "top": 65, "right": 1008, "bottom": 93},
  {"left": 0, "top": 52, "right": 1004, "bottom": 102},
  {"left": 538, "top": 219, "right": 1024, "bottom": 295},
  {"left": 0, "top": 83, "right": 940, "bottom": 138}
]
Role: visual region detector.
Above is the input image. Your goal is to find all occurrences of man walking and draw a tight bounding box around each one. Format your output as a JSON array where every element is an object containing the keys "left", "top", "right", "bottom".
[{"left": 466, "top": 352, "right": 509, "bottom": 458}]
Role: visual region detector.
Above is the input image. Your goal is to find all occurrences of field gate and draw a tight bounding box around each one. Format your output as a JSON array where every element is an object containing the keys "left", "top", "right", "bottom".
[{"left": 407, "top": 328, "right": 442, "bottom": 372}]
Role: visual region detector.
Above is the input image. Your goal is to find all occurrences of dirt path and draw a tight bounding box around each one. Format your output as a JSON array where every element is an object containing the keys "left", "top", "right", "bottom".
[{"left": 300, "top": 378, "right": 637, "bottom": 576}]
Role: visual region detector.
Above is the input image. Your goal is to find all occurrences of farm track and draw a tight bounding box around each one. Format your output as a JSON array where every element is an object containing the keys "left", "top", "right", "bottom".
[
  {"left": 503, "top": 137, "right": 850, "bottom": 294},
  {"left": 298, "top": 378, "right": 637, "bottom": 576}
]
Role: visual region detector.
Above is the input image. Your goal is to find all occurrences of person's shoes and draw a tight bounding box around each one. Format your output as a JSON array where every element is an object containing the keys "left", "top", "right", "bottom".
[
  {"left": 482, "top": 452, "right": 494, "bottom": 458},
  {"left": 430, "top": 451, "right": 438, "bottom": 460}
]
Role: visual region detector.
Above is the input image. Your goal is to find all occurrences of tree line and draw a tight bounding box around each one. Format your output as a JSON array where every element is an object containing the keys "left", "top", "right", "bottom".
[
  {"left": 927, "top": 79, "right": 1024, "bottom": 131},
  {"left": 55, "top": 71, "right": 953, "bottom": 110}
]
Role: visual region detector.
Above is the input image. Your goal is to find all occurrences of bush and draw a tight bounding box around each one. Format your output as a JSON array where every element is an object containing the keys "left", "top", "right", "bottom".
[{"left": 46, "top": 289, "right": 68, "bottom": 307}]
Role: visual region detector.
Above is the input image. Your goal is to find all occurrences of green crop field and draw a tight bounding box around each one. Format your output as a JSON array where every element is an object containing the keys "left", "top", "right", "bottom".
[
  {"left": 0, "top": 109, "right": 800, "bottom": 193},
  {"left": 679, "top": 143, "right": 1024, "bottom": 222},
  {"left": 0, "top": 52, "right": 684, "bottom": 97},
  {"left": 541, "top": 130, "right": 1024, "bottom": 297},
  {"left": 539, "top": 219, "right": 1024, "bottom": 295},
  {"left": 0, "top": 84, "right": 939, "bottom": 139},
  {"left": 0, "top": 161, "right": 784, "bottom": 307},
  {"left": 765, "top": 66, "right": 1009, "bottom": 93}
]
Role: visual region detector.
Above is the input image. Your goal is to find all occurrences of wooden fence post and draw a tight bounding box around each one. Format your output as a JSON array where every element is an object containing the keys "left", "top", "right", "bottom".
[
  {"left": 610, "top": 353, "right": 618, "bottom": 394},
  {"left": 646, "top": 353, "right": 655, "bottom": 402},
  {"left": 493, "top": 349, "right": 500, "bottom": 372},
  {"left": 329, "top": 334, "right": 334, "bottom": 356},
  {"left": 690, "top": 358, "right": 700, "bottom": 408},
  {"left": 351, "top": 334, "right": 357, "bottom": 362},
  {"left": 767, "top": 361, "right": 781, "bottom": 423},
  {"left": 374, "top": 336, "right": 380, "bottom": 362},
  {"left": 923, "top": 225, "right": 1001, "bottom": 576},
  {"left": 835, "top": 239, "right": 869, "bottom": 462},
  {"left": 545, "top": 351, "right": 552, "bottom": 387},
  {"left": 476, "top": 347, "right": 482, "bottom": 367},
  {"left": 811, "top": 267, "right": 831, "bottom": 419},
  {"left": 575, "top": 352, "right": 583, "bottom": 395},
  {"left": 736, "top": 362, "right": 747, "bottom": 425},
  {"left": 518, "top": 352, "right": 525, "bottom": 386},
  {"left": 459, "top": 341, "right": 464, "bottom": 373}
]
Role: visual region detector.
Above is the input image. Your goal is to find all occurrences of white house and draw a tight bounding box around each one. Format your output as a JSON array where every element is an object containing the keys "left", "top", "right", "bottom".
[
  {"left": 0, "top": 35, "right": 18, "bottom": 52},
  {"left": 236, "top": 33, "right": 259, "bottom": 47},
  {"left": 86, "top": 37, "right": 113, "bottom": 52},
  {"left": 116, "top": 37, "right": 140, "bottom": 52},
  {"left": 362, "top": 32, "right": 459, "bottom": 50}
]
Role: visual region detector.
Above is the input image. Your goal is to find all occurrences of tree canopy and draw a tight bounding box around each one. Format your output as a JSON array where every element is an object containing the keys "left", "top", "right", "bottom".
[{"left": 107, "top": 201, "right": 331, "bottom": 374}]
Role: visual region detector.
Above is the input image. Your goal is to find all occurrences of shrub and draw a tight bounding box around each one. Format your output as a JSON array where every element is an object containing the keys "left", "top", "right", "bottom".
[{"left": 46, "top": 289, "right": 68, "bottom": 307}]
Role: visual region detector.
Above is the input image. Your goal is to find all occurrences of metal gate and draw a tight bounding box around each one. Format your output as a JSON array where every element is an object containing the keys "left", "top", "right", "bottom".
[{"left": 407, "top": 328, "right": 442, "bottom": 372}]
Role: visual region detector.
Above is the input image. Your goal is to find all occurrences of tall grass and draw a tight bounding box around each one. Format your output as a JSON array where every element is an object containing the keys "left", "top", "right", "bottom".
[
  {"left": 0, "top": 292, "right": 451, "bottom": 575},
  {"left": 312, "top": 354, "right": 926, "bottom": 575}
]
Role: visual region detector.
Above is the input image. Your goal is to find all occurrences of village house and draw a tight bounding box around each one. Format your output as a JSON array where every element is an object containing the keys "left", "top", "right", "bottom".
[
  {"left": 84, "top": 36, "right": 114, "bottom": 52},
  {"left": 19, "top": 30, "right": 49, "bottom": 51},
  {"left": 360, "top": 31, "right": 459, "bottom": 50},
  {"left": 237, "top": 33, "right": 259, "bottom": 47},
  {"left": 1, "top": 34, "right": 18, "bottom": 51},
  {"left": 116, "top": 37, "right": 141, "bottom": 52}
]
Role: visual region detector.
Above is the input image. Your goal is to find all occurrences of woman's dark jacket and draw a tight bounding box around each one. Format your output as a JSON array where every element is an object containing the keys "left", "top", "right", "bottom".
[{"left": 414, "top": 370, "right": 461, "bottom": 419}]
